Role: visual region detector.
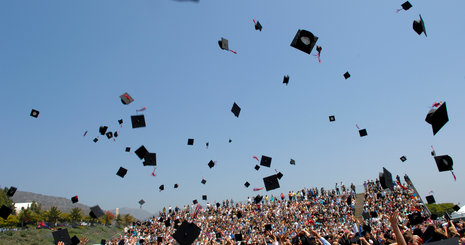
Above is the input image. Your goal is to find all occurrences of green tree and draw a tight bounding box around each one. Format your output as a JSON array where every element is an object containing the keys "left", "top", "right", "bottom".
[
  {"left": 47, "top": 206, "right": 61, "bottom": 225},
  {"left": 59, "top": 212, "right": 71, "bottom": 223},
  {"left": 103, "top": 211, "right": 114, "bottom": 226},
  {"left": 0, "top": 187, "right": 15, "bottom": 214},
  {"left": 69, "top": 208, "right": 83, "bottom": 224},
  {"left": 426, "top": 203, "right": 456, "bottom": 216},
  {"left": 115, "top": 214, "right": 122, "bottom": 227},
  {"left": 0, "top": 214, "right": 19, "bottom": 227},
  {"left": 123, "top": 214, "right": 134, "bottom": 226},
  {"left": 17, "top": 208, "right": 33, "bottom": 227}
]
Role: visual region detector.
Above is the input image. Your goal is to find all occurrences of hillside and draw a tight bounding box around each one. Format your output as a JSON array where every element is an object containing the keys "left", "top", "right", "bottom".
[{"left": 11, "top": 191, "right": 91, "bottom": 213}]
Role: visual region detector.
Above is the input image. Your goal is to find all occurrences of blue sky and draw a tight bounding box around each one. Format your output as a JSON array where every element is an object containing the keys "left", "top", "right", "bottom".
[{"left": 1, "top": 0, "right": 464, "bottom": 213}]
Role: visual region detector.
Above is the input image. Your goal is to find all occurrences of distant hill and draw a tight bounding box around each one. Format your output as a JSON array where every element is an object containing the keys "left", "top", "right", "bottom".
[
  {"left": 112, "top": 207, "right": 154, "bottom": 220},
  {"left": 11, "top": 191, "right": 91, "bottom": 213}
]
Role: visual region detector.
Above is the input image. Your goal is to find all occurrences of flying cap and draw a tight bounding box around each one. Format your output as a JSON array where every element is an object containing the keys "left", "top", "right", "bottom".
[
  {"left": 90, "top": 205, "right": 104, "bottom": 219},
  {"left": 263, "top": 175, "right": 280, "bottom": 191},
  {"left": 52, "top": 229, "right": 72, "bottom": 245},
  {"left": 201, "top": 178, "right": 207, "bottom": 184},
  {"left": 244, "top": 182, "right": 250, "bottom": 188},
  {"left": 434, "top": 155, "right": 453, "bottom": 172},
  {"left": 231, "top": 103, "right": 241, "bottom": 118},
  {"left": 116, "top": 167, "right": 127, "bottom": 178},
  {"left": 290, "top": 29, "right": 318, "bottom": 54},
  {"left": 290, "top": 159, "right": 296, "bottom": 165},
  {"left": 254, "top": 165, "right": 260, "bottom": 171},
  {"left": 114, "top": 131, "right": 118, "bottom": 138},
  {"left": 125, "top": 147, "right": 131, "bottom": 152},
  {"left": 453, "top": 205, "right": 460, "bottom": 212},
  {"left": 131, "top": 115, "right": 146, "bottom": 128},
  {"left": 400, "top": 156, "right": 407, "bottom": 162},
  {"left": 276, "top": 172, "right": 283, "bottom": 180},
  {"left": 174, "top": 184, "right": 179, "bottom": 188},
  {"left": 143, "top": 153, "right": 157, "bottom": 166},
  {"left": 401, "top": 1, "right": 412, "bottom": 10},
  {"left": 118, "top": 119, "right": 123, "bottom": 125},
  {"left": 193, "top": 200, "right": 198, "bottom": 204},
  {"left": 359, "top": 129, "right": 368, "bottom": 137},
  {"left": 208, "top": 160, "right": 215, "bottom": 168},
  {"left": 425, "top": 195, "right": 435, "bottom": 204},
  {"left": 254, "top": 20, "right": 262, "bottom": 31},
  {"left": 30, "top": 109, "right": 40, "bottom": 118},
  {"left": 254, "top": 195, "right": 263, "bottom": 204},
  {"left": 202, "top": 195, "right": 207, "bottom": 200},
  {"left": 218, "top": 37, "right": 229, "bottom": 51},
  {"left": 99, "top": 126, "right": 108, "bottom": 135},
  {"left": 379, "top": 167, "right": 394, "bottom": 191},
  {"left": 7, "top": 187, "right": 17, "bottom": 197},
  {"left": 187, "top": 138, "right": 194, "bottom": 145},
  {"left": 283, "top": 75, "right": 289, "bottom": 85},
  {"left": 0, "top": 205, "right": 12, "bottom": 219},
  {"left": 71, "top": 235, "right": 80, "bottom": 245},
  {"left": 93, "top": 138, "right": 98, "bottom": 143},
  {"left": 139, "top": 199, "right": 145, "bottom": 206},
  {"left": 120, "top": 92, "right": 134, "bottom": 105},
  {"left": 329, "top": 115, "right": 335, "bottom": 122},
  {"left": 159, "top": 185, "right": 165, "bottom": 191},
  {"left": 135, "top": 145, "right": 149, "bottom": 160},
  {"left": 343, "top": 72, "right": 350, "bottom": 79},
  {"left": 172, "top": 221, "right": 201, "bottom": 245},
  {"left": 425, "top": 102, "right": 448, "bottom": 135},
  {"left": 71, "top": 196, "right": 79, "bottom": 204},
  {"left": 413, "top": 14, "right": 427, "bottom": 37},
  {"left": 260, "top": 155, "right": 272, "bottom": 167},
  {"left": 106, "top": 132, "right": 113, "bottom": 139}
]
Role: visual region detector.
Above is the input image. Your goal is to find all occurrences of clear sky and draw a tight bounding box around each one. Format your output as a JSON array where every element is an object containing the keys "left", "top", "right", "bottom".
[{"left": 1, "top": 0, "right": 464, "bottom": 214}]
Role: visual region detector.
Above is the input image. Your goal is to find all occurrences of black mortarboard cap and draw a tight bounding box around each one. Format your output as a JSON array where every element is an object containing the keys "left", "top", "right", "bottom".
[
  {"left": 120, "top": 92, "right": 134, "bottom": 105},
  {"left": 254, "top": 165, "right": 260, "bottom": 171},
  {"left": 425, "top": 102, "right": 448, "bottom": 135},
  {"left": 260, "top": 155, "right": 272, "bottom": 167},
  {"left": 359, "top": 129, "right": 367, "bottom": 137},
  {"left": 100, "top": 239, "right": 106, "bottom": 245},
  {"left": 208, "top": 160, "right": 215, "bottom": 168},
  {"left": 255, "top": 21, "right": 262, "bottom": 31},
  {"left": 430, "top": 214, "right": 438, "bottom": 220},
  {"left": 118, "top": 119, "right": 123, "bottom": 125},
  {"left": 0, "top": 205, "right": 12, "bottom": 219},
  {"left": 52, "top": 229, "right": 72, "bottom": 245},
  {"left": 201, "top": 178, "right": 207, "bottom": 184},
  {"left": 413, "top": 14, "right": 427, "bottom": 37},
  {"left": 174, "top": 184, "right": 179, "bottom": 188},
  {"left": 90, "top": 205, "right": 104, "bottom": 219},
  {"left": 290, "top": 159, "right": 296, "bottom": 165},
  {"left": 202, "top": 195, "right": 207, "bottom": 200},
  {"left": 425, "top": 195, "right": 436, "bottom": 204},
  {"left": 187, "top": 138, "right": 194, "bottom": 145},
  {"left": 216, "top": 203, "right": 220, "bottom": 208},
  {"left": 143, "top": 153, "right": 157, "bottom": 166},
  {"left": 218, "top": 37, "right": 229, "bottom": 51},
  {"left": 106, "top": 132, "right": 113, "bottom": 139},
  {"left": 283, "top": 75, "right": 289, "bottom": 85},
  {"left": 157, "top": 237, "right": 163, "bottom": 243},
  {"left": 344, "top": 72, "right": 350, "bottom": 79},
  {"left": 370, "top": 211, "right": 378, "bottom": 218},
  {"left": 116, "top": 167, "right": 127, "bottom": 178},
  {"left": 265, "top": 224, "right": 272, "bottom": 231},
  {"left": 99, "top": 126, "right": 108, "bottom": 135},
  {"left": 434, "top": 155, "right": 453, "bottom": 172},
  {"left": 244, "top": 182, "right": 250, "bottom": 188},
  {"left": 158, "top": 217, "right": 164, "bottom": 222},
  {"left": 71, "top": 196, "right": 79, "bottom": 204},
  {"left": 263, "top": 174, "right": 280, "bottom": 191},
  {"left": 400, "top": 156, "right": 407, "bottom": 162},
  {"left": 93, "top": 138, "right": 98, "bottom": 143},
  {"left": 131, "top": 115, "right": 146, "bottom": 128},
  {"left": 139, "top": 199, "right": 145, "bottom": 206},
  {"left": 165, "top": 219, "right": 171, "bottom": 227},
  {"left": 347, "top": 196, "right": 352, "bottom": 205},
  {"left": 407, "top": 213, "right": 424, "bottom": 226},
  {"left": 7, "top": 187, "right": 17, "bottom": 197},
  {"left": 193, "top": 199, "right": 198, "bottom": 204},
  {"left": 125, "top": 147, "right": 131, "bottom": 152},
  {"left": 235, "top": 234, "right": 243, "bottom": 241},
  {"left": 290, "top": 29, "right": 318, "bottom": 54},
  {"left": 401, "top": 1, "right": 412, "bottom": 10},
  {"left": 254, "top": 195, "right": 263, "bottom": 204},
  {"left": 379, "top": 167, "right": 394, "bottom": 191},
  {"left": 71, "top": 235, "right": 80, "bottom": 245},
  {"left": 135, "top": 145, "right": 149, "bottom": 160},
  {"left": 231, "top": 102, "right": 241, "bottom": 118},
  {"left": 228, "top": 139, "right": 232, "bottom": 143},
  {"left": 329, "top": 115, "right": 335, "bottom": 122},
  {"left": 453, "top": 205, "right": 460, "bottom": 212},
  {"left": 114, "top": 131, "right": 118, "bottom": 138},
  {"left": 30, "top": 109, "right": 40, "bottom": 118},
  {"left": 172, "top": 221, "right": 201, "bottom": 245},
  {"left": 159, "top": 185, "right": 164, "bottom": 191},
  {"left": 276, "top": 172, "right": 283, "bottom": 180}
]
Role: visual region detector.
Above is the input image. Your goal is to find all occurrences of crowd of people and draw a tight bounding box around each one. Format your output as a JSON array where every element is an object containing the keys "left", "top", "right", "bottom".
[{"left": 102, "top": 179, "right": 464, "bottom": 245}]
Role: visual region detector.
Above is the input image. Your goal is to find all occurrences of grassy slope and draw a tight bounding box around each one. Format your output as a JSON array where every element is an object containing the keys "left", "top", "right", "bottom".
[{"left": 0, "top": 225, "right": 123, "bottom": 245}]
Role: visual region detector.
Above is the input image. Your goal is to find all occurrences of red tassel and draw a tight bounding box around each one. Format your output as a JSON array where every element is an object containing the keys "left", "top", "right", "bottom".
[{"left": 230, "top": 50, "right": 237, "bottom": 54}]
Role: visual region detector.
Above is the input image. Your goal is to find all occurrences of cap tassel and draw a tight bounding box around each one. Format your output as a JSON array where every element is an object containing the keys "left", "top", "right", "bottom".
[
  {"left": 122, "top": 94, "right": 132, "bottom": 102},
  {"left": 206, "top": 142, "right": 209, "bottom": 149},
  {"left": 355, "top": 124, "right": 360, "bottom": 130},
  {"left": 151, "top": 167, "right": 157, "bottom": 177},
  {"left": 83, "top": 131, "right": 88, "bottom": 137},
  {"left": 313, "top": 46, "right": 322, "bottom": 63},
  {"left": 395, "top": 8, "right": 403, "bottom": 13},
  {"left": 253, "top": 156, "right": 259, "bottom": 162},
  {"left": 230, "top": 50, "right": 237, "bottom": 54},
  {"left": 451, "top": 171, "right": 456, "bottom": 181},
  {"left": 253, "top": 19, "right": 256, "bottom": 26},
  {"left": 136, "top": 106, "right": 147, "bottom": 113},
  {"left": 253, "top": 187, "right": 264, "bottom": 191}
]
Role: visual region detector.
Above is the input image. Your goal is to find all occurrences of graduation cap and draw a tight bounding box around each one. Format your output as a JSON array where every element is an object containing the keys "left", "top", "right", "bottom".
[
  {"left": 201, "top": 178, "right": 207, "bottom": 184},
  {"left": 30, "top": 109, "right": 40, "bottom": 118},
  {"left": 193, "top": 199, "right": 198, "bottom": 205},
  {"left": 118, "top": 119, "right": 123, "bottom": 125},
  {"left": 208, "top": 160, "right": 215, "bottom": 168},
  {"left": 434, "top": 155, "right": 453, "bottom": 172},
  {"left": 120, "top": 92, "right": 134, "bottom": 105},
  {"left": 7, "top": 187, "right": 17, "bottom": 197},
  {"left": 235, "top": 234, "right": 243, "bottom": 241},
  {"left": 52, "top": 229, "right": 72, "bottom": 245},
  {"left": 159, "top": 185, "right": 165, "bottom": 191},
  {"left": 172, "top": 221, "right": 201, "bottom": 245},
  {"left": 99, "top": 126, "right": 108, "bottom": 135},
  {"left": 452, "top": 205, "right": 460, "bottom": 212},
  {"left": 187, "top": 138, "right": 194, "bottom": 145},
  {"left": 425, "top": 102, "right": 448, "bottom": 135},
  {"left": 216, "top": 203, "right": 220, "bottom": 208},
  {"left": 231, "top": 102, "right": 241, "bottom": 118},
  {"left": 400, "top": 156, "right": 407, "bottom": 162},
  {"left": 106, "top": 132, "right": 113, "bottom": 139},
  {"left": 413, "top": 14, "right": 427, "bottom": 37},
  {"left": 347, "top": 196, "right": 352, "bottom": 205},
  {"left": 290, "top": 159, "right": 296, "bottom": 165},
  {"left": 71, "top": 235, "right": 80, "bottom": 245},
  {"left": 157, "top": 237, "right": 163, "bottom": 243},
  {"left": 131, "top": 115, "right": 146, "bottom": 128},
  {"left": 100, "top": 239, "right": 106, "bottom": 245},
  {"left": 265, "top": 224, "right": 272, "bottom": 231},
  {"left": 228, "top": 138, "right": 232, "bottom": 143},
  {"left": 276, "top": 172, "right": 283, "bottom": 180},
  {"left": 407, "top": 213, "right": 424, "bottom": 226},
  {"left": 202, "top": 195, "right": 207, "bottom": 200},
  {"left": 260, "top": 155, "right": 272, "bottom": 167},
  {"left": 343, "top": 71, "right": 350, "bottom": 79},
  {"left": 263, "top": 174, "right": 280, "bottom": 191},
  {"left": 283, "top": 75, "right": 289, "bottom": 85},
  {"left": 135, "top": 145, "right": 149, "bottom": 160},
  {"left": 116, "top": 167, "right": 128, "bottom": 178},
  {"left": 244, "top": 182, "right": 250, "bottom": 188},
  {"left": 139, "top": 199, "right": 145, "bottom": 206},
  {"left": 0, "top": 205, "right": 12, "bottom": 219},
  {"left": 90, "top": 205, "right": 104, "bottom": 219},
  {"left": 254, "top": 165, "right": 260, "bottom": 171},
  {"left": 125, "top": 147, "right": 131, "bottom": 152},
  {"left": 401, "top": 1, "right": 412, "bottom": 11},
  {"left": 71, "top": 196, "right": 79, "bottom": 204},
  {"left": 254, "top": 20, "right": 262, "bottom": 31},
  {"left": 114, "top": 131, "right": 118, "bottom": 138},
  {"left": 93, "top": 138, "right": 98, "bottom": 143},
  {"left": 329, "top": 115, "right": 335, "bottom": 122},
  {"left": 218, "top": 37, "right": 229, "bottom": 51},
  {"left": 425, "top": 195, "right": 435, "bottom": 204},
  {"left": 165, "top": 219, "right": 171, "bottom": 227},
  {"left": 174, "top": 184, "right": 179, "bottom": 188},
  {"left": 379, "top": 167, "right": 394, "bottom": 191},
  {"left": 370, "top": 211, "right": 378, "bottom": 218},
  {"left": 254, "top": 195, "right": 263, "bottom": 204},
  {"left": 359, "top": 129, "right": 368, "bottom": 137},
  {"left": 290, "top": 29, "right": 318, "bottom": 54},
  {"left": 430, "top": 214, "right": 438, "bottom": 220},
  {"left": 143, "top": 153, "right": 157, "bottom": 166}
]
